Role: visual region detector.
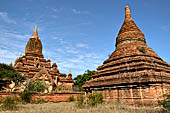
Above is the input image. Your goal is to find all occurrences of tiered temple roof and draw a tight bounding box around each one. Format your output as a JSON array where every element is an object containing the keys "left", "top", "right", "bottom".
[
  {"left": 83, "top": 6, "right": 170, "bottom": 89},
  {"left": 14, "top": 26, "right": 73, "bottom": 89}
]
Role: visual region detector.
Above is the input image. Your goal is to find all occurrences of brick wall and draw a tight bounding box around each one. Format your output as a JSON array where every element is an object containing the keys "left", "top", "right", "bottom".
[{"left": 0, "top": 91, "right": 84, "bottom": 102}]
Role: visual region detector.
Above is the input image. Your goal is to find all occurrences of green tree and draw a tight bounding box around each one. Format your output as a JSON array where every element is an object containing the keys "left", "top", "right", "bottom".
[
  {"left": 74, "top": 70, "right": 95, "bottom": 90},
  {"left": 0, "top": 63, "right": 25, "bottom": 90},
  {"left": 25, "top": 80, "right": 47, "bottom": 93},
  {"left": 160, "top": 94, "right": 170, "bottom": 111},
  {"left": 87, "top": 93, "right": 103, "bottom": 106}
]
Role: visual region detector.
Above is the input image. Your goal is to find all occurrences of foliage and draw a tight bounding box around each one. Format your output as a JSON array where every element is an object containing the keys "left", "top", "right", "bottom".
[
  {"left": 25, "top": 80, "right": 47, "bottom": 93},
  {"left": 87, "top": 93, "right": 103, "bottom": 106},
  {"left": 1, "top": 96, "right": 18, "bottom": 110},
  {"left": 159, "top": 94, "right": 170, "bottom": 111},
  {"left": 56, "top": 86, "right": 69, "bottom": 91},
  {"left": 0, "top": 63, "right": 25, "bottom": 89},
  {"left": 108, "top": 54, "right": 111, "bottom": 57},
  {"left": 68, "top": 95, "right": 75, "bottom": 102},
  {"left": 76, "top": 94, "right": 84, "bottom": 108},
  {"left": 76, "top": 93, "right": 103, "bottom": 108},
  {"left": 36, "top": 98, "right": 45, "bottom": 104},
  {"left": 74, "top": 70, "right": 95, "bottom": 90},
  {"left": 137, "top": 46, "right": 146, "bottom": 54},
  {"left": 19, "top": 91, "right": 32, "bottom": 103}
]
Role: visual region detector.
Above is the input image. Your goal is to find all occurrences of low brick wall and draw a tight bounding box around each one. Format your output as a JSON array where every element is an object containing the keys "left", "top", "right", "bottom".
[{"left": 0, "top": 91, "right": 85, "bottom": 102}]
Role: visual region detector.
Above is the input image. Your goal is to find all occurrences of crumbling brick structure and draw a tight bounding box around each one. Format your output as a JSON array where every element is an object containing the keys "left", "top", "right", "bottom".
[
  {"left": 13, "top": 26, "right": 73, "bottom": 90},
  {"left": 83, "top": 6, "right": 170, "bottom": 106}
]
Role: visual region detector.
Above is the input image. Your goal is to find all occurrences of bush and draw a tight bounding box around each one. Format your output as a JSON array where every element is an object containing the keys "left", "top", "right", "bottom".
[
  {"left": 159, "top": 94, "right": 170, "bottom": 111},
  {"left": 19, "top": 91, "right": 32, "bottom": 103},
  {"left": 68, "top": 95, "right": 75, "bottom": 102},
  {"left": 36, "top": 98, "right": 45, "bottom": 104},
  {"left": 87, "top": 93, "right": 103, "bottom": 106},
  {"left": 25, "top": 80, "right": 47, "bottom": 93},
  {"left": 137, "top": 46, "right": 146, "bottom": 54},
  {"left": 76, "top": 94, "right": 84, "bottom": 108},
  {"left": 1, "top": 96, "right": 17, "bottom": 110}
]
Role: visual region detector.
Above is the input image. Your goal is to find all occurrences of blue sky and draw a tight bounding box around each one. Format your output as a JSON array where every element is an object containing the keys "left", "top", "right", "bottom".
[{"left": 0, "top": 0, "right": 170, "bottom": 78}]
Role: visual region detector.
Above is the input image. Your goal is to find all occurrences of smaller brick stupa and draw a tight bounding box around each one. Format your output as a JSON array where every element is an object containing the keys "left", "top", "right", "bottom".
[
  {"left": 83, "top": 6, "right": 170, "bottom": 106},
  {"left": 14, "top": 26, "right": 73, "bottom": 90}
]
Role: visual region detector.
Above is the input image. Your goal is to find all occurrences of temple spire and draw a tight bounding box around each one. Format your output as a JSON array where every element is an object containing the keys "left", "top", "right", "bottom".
[
  {"left": 115, "top": 6, "right": 146, "bottom": 47},
  {"left": 32, "top": 25, "right": 38, "bottom": 38},
  {"left": 69, "top": 71, "right": 71, "bottom": 74},
  {"left": 125, "top": 6, "right": 132, "bottom": 20}
]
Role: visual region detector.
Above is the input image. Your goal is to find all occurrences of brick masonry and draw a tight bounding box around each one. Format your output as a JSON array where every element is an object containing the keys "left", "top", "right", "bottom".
[{"left": 0, "top": 91, "right": 84, "bottom": 102}]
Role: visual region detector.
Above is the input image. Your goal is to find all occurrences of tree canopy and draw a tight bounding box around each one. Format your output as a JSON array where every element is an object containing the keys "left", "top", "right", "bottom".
[
  {"left": 0, "top": 63, "right": 25, "bottom": 89},
  {"left": 74, "top": 70, "right": 95, "bottom": 90},
  {"left": 25, "top": 80, "right": 47, "bottom": 93}
]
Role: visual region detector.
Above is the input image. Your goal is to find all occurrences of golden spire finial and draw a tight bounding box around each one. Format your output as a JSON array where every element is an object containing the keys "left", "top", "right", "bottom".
[
  {"left": 35, "top": 25, "right": 37, "bottom": 32},
  {"left": 125, "top": 6, "right": 132, "bottom": 20},
  {"left": 53, "top": 61, "right": 56, "bottom": 64},
  {"left": 69, "top": 71, "right": 71, "bottom": 74},
  {"left": 32, "top": 25, "right": 38, "bottom": 38}
]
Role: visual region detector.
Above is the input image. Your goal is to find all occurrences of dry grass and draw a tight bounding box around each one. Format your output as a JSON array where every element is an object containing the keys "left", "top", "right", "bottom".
[{"left": 0, "top": 102, "right": 165, "bottom": 113}]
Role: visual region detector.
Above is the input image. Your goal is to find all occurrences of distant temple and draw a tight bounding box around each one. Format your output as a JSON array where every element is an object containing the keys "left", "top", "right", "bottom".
[
  {"left": 13, "top": 26, "right": 73, "bottom": 90},
  {"left": 83, "top": 6, "right": 170, "bottom": 106}
]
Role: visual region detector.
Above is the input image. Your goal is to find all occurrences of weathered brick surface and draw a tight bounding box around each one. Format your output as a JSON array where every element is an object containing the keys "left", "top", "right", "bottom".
[
  {"left": 13, "top": 26, "right": 73, "bottom": 91},
  {"left": 0, "top": 91, "right": 84, "bottom": 102},
  {"left": 83, "top": 6, "right": 170, "bottom": 106}
]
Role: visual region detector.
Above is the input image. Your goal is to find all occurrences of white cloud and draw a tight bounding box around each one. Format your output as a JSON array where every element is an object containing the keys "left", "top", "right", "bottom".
[
  {"left": 52, "top": 8, "right": 63, "bottom": 12},
  {"left": 57, "top": 52, "right": 102, "bottom": 76},
  {"left": 76, "top": 43, "right": 88, "bottom": 48},
  {"left": 43, "top": 36, "right": 103, "bottom": 76},
  {"left": 0, "top": 28, "right": 31, "bottom": 65},
  {"left": 0, "top": 12, "right": 16, "bottom": 24},
  {"left": 72, "top": 9, "right": 90, "bottom": 15},
  {"left": 0, "top": 49, "right": 21, "bottom": 65}
]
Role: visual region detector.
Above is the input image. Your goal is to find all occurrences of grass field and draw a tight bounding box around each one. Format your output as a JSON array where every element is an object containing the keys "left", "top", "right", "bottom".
[{"left": 0, "top": 102, "right": 166, "bottom": 113}]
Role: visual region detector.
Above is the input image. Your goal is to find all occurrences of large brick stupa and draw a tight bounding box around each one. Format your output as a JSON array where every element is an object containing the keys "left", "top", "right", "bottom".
[{"left": 83, "top": 6, "right": 170, "bottom": 106}]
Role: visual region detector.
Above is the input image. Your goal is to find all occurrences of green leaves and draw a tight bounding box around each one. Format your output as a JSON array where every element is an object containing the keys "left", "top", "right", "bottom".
[
  {"left": 160, "top": 94, "right": 170, "bottom": 111},
  {"left": 87, "top": 93, "right": 103, "bottom": 106},
  {"left": 25, "top": 80, "right": 47, "bottom": 93},
  {"left": 0, "top": 63, "right": 25, "bottom": 89},
  {"left": 74, "top": 70, "right": 95, "bottom": 90}
]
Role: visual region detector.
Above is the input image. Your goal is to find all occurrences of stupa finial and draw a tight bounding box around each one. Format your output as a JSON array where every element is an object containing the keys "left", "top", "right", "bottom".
[
  {"left": 125, "top": 6, "right": 132, "bottom": 20},
  {"left": 32, "top": 25, "right": 38, "bottom": 38},
  {"left": 69, "top": 71, "right": 71, "bottom": 74}
]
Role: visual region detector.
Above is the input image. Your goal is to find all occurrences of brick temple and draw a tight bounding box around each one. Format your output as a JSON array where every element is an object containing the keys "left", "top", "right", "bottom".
[
  {"left": 13, "top": 26, "right": 73, "bottom": 90},
  {"left": 83, "top": 6, "right": 170, "bottom": 106}
]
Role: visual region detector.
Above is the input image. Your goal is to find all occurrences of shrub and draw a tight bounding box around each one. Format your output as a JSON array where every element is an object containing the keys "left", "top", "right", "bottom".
[
  {"left": 19, "top": 91, "right": 32, "bottom": 103},
  {"left": 36, "top": 98, "right": 45, "bottom": 104},
  {"left": 68, "top": 95, "right": 75, "bottom": 102},
  {"left": 1, "top": 96, "right": 17, "bottom": 110},
  {"left": 137, "top": 46, "right": 146, "bottom": 54},
  {"left": 25, "top": 80, "right": 47, "bottom": 93},
  {"left": 76, "top": 94, "right": 84, "bottom": 108},
  {"left": 159, "top": 94, "right": 170, "bottom": 111},
  {"left": 87, "top": 93, "right": 103, "bottom": 106}
]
